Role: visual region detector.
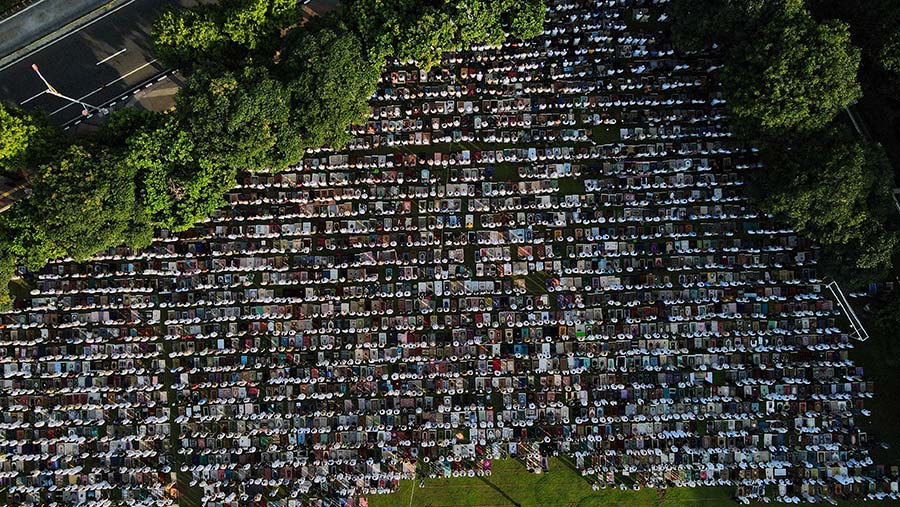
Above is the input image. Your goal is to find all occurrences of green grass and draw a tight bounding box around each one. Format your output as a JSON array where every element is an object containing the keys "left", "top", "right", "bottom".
[
  {"left": 850, "top": 330, "right": 900, "bottom": 471},
  {"left": 591, "top": 125, "right": 620, "bottom": 145},
  {"left": 366, "top": 458, "right": 900, "bottom": 507},
  {"left": 366, "top": 458, "right": 735, "bottom": 507}
]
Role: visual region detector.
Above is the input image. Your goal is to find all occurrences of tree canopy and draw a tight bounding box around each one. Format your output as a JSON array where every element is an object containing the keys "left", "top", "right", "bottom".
[
  {"left": 671, "top": 0, "right": 861, "bottom": 133},
  {"left": 18, "top": 145, "right": 144, "bottom": 267},
  {"left": 670, "top": 0, "right": 896, "bottom": 278},
  {"left": 757, "top": 128, "right": 897, "bottom": 271},
  {"left": 124, "top": 116, "right": 235, "bottom": 232},
  {"left": 153, "top": 0, "right": 304, "bottom": 68},
  {"left": 722, "top": 2, "right": 861, "bottom": 133},
  {"left": 176, "top": 65, "right": 304, "bottom": 171},
  {"left": 343, "top": 0, "right": 547, "bottom": 69},
  {"left": 0, "top": 103, "right": 36, "bottom": 169},
  {"left": 281, "top": 20, "right": 381, "bottom": 150},
  {"left": 507, "top": 0, "right": 545, "bottom": 40}
]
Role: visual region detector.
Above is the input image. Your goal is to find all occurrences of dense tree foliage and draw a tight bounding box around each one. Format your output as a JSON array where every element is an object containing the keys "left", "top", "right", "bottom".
[
  {"left": 282, "top": 20, "right": 380, "bottom": 149},
  {"left": 880, "top": 31, "right": 900, "bottom": 74},
  {"left": 671, "top": 0, "right": 897, "bottom": 279},
  {"left": 27, "top": 146, "right": 143, "bottom": 263},
  {"left": 153, "top": 0, "right": 304, "bottom": 68},
  {"left": 757, "top": 128, "right": 898, "bottom": 271},
  {"left": 668, "top": 0, "right": 776, "bottom": 51},
  {"left": 344, "top": 0, "right": 546, "bottom": 69},
  {"left": 396, "top": 8, "right": 455, "bottom": 69},
  {"left": 0, "top": 103, "right": 60, "bottom": 174},
  {"left": 808, "top": 0, "right": 900, "bottom": 71},
  {"left": 671, "top": 0, "right": 860, "bottom": 133},
  {"left": 723, "top": 6, "right": 860, "bottom": 133},
  {"left": 176, "top": 65, "right": 304, "bottom": 171},
  {"left": 0, "top": 144, "right": 147, "bottom": 275},
  {"left": 507, "top": 0, "right": 546, "bottom": 40},
  {"left": 123, "top": 116, "right": 234, "bottom": 233},
  {"left": 0, "top": 103, "right": 36, "bottom": 168}
]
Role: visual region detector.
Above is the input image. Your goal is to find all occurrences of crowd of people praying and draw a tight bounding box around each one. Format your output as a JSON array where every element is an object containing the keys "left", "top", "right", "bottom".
[{"left": 1, "top": 0, "right": 897, "bottom": 505}]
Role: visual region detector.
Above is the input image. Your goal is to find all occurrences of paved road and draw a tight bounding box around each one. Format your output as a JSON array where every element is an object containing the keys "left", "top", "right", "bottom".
[{"left": 0, "top": 0, "right": 203, "bottom": 126}]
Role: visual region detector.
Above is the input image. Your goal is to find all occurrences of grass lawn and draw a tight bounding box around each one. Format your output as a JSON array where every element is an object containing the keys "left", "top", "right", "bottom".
[
  {"left": 591, "top": 125, "right": 620, "bottom": 145},
  {"left": 366, "top": 458, "right": 900, "bottom": 507},
  {"left": 849, "top": 328, "right": 900, "bottom": 472},
  {"left": 366, "top": 458, "right": 734, "bottom": 507}
]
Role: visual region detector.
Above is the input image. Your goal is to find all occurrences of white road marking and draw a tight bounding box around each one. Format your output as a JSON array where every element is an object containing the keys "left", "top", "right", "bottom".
[
  {"left": 103, "top": 58, "right": 157, "bottom": 86},
  {"left": 20, "top": 89, "right": 46, "bottom": 105},
  {"left": 95, "top": 47, "right": 127, "bottom": 65},
  {"left": 0, "top": 0, "right": 140, "bottom": 72},
  {"left": 49, "top": 59, "right": 158, "bottom": 116},
  {"left": 58, "top": 68, "right": 170, "bottom": 126}
]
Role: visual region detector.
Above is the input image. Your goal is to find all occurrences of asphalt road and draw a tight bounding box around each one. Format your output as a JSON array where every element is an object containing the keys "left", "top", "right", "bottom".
[{"left": 0, "top": 0, "right": 203, "bottom": 126}]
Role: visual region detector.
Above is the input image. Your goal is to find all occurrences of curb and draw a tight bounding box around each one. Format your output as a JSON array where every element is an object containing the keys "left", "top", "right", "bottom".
[{"left": 0, "top": 0, "right": 135, "bottom": 71}]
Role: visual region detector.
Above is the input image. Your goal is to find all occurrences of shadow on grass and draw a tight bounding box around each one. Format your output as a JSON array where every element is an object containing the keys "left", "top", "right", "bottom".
[
  {"left": 556, "top": 455, "right": 596, "bottom": 487},
  {"left": 477, "top": 475, "right": 523, "bottom": 507}
]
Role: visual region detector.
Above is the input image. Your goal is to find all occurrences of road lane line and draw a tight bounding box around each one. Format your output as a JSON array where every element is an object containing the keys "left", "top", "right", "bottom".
[
  {"left": 0, "top": 0, "right": 140, "bottom": 72},
  {"left": 58, "top": 68, "right": 170, "bottom": 125},
  {"left": 48, "top": 59, "right": 158, "bottom": 116},
  {"left": 102, "top": 58, "right": 158, "bottom": 86},
  {"left": 20, "top": 89, "right": 46, "bottom": 105},
  {"left": 95, "top": 47, "right": 127, "bottom": 65}
]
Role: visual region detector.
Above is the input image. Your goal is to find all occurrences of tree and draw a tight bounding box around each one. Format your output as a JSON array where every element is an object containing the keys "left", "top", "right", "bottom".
[
  {"left": 452, "top": 0, "right": 506, "bottom": 49},
  {"left": 0, "top": 254, "right": 14, "bottom": 311},
  {"left": 0, "top": 103, "right": 36, "bottom": 169},
  {"left": 880, "top": 30, "right": 900, "bottom": 74},
  {"left": 396, "top": 8, "right": 455, "bottom": 69},
  {"left": 343, "top": 0, "right": 546, "bottom": 68},
  {"left": 757, "top": 128, "right": 898, "bottom": 272},
  {"left": 282, "top": 20, "right": 381, "bottom": 150},
  {"left": 343, "top": 0, "right": 418, "bottom": 64},
  {"left": 507, "top": 0, "right": 545, "bottom": 40},
  {"left": 153, "top": 0, "right": 303, "bottom": 68},
  {"left": 669, "top": 0, "right": 784, "bottom": 51},
  {"left": 98, "top": 108, "right": 160, "bottom": 148},
  {"left": 721, "top": 2, "right": 861, "bottom": 133},
  {"left": 23, "top": 144, "right": 144, "bottom": 264},
  {"left": 153, "top": 6, "right": 224, "bottom": 67},
  {"left": 125, "top": 117, "right": 237, "bottom": 232},
  {"left": 176, "top": 65, "right": 304, "bottom": 172}
]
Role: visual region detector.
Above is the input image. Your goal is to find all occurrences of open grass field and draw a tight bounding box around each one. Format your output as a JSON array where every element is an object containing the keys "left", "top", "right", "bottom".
[
  {"left": 850, "top": 326, "right": 900, "bottom": 472},
  {"left": 367, "top": 458, "right": 731, "bottom": 507},
  {"left": 366, "top": 458, "right": 898, "bottom": 507}
]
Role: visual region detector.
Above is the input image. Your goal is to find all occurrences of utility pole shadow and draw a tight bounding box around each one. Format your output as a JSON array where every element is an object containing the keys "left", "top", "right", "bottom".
[{"left": 477, "top": 475, "right": 523, "bottom": 507}]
